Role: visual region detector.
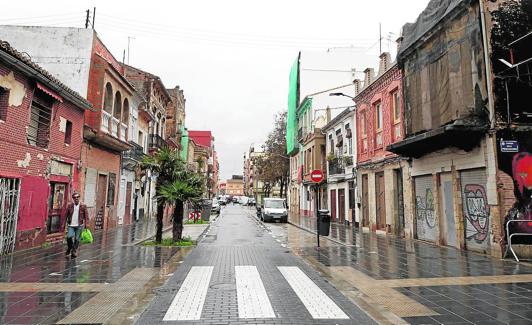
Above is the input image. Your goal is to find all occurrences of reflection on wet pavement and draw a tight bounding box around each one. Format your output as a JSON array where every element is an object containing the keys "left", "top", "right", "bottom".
[
  {"left": 283, "top": 215, "right": 532, "bottom": 324},
  {"left": 0, "top": 221, "right": 181, "bottom": 324}
]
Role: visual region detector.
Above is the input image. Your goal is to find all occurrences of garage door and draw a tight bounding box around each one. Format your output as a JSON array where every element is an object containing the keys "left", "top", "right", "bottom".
[
  {"left": 415, "top": 175, "right": 437, "bottom": 242},
  {"left": 460, "top": 168, "right": 490, "bottom": 251}
]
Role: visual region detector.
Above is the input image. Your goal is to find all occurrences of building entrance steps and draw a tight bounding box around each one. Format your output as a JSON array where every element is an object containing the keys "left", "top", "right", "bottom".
[{"left": 287, "top": 214, "right": 532, "bottom": 324}]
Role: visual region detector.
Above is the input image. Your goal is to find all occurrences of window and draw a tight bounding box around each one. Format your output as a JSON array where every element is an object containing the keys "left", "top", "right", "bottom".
[
  {"left": 113, "top": 91, "right": 122, "bottom": 120},
  {"left": 0, "top": 87, "right": 9, "bottom": 121},
  {"left": 328, "top": 134, "right": 334, "bottom": 154},
  {"left": 375, "top": 102, "right": 382, "bottom": 130},
  {"left": 27, "top": 92, "right": 53, "bottom": 148},
  {"left": 360, "top": 112, "right": 366, "bottom": 136},
  {"left": 103, "top": 83, "right": 113, "bottom": 114},
  {"left": 106, "top": 172, "right": 116, "bottom": 206},
  {"left": 392, "top": 90, "right": 400, "bottom": 122},
  {"left": 64, "top": 120, "right": 72, "bottom": 145}
]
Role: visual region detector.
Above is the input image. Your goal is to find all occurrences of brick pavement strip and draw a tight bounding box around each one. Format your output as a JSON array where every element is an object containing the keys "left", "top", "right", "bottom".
[{"left": 135, "top": 206, "right": 377, "bottom": 325}]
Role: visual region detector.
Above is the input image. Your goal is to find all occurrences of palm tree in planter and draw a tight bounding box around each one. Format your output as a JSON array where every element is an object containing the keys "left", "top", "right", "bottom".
[
  {"left": 159, "top": 167, "right": 205, "bottom": 241},
  {"left": 141, "top": 147, "right": 182, "bottom": 243}
]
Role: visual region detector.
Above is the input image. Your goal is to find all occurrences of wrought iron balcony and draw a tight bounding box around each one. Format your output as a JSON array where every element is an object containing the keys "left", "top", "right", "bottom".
[
  {"left": 148, "top": 134, "right": 166, "bottom": 150},
  {"left": 328, "top": 157, "right": 344, "bottom": 175},
  {"left": 123, "top": 142, "right": 146, "bottom": 161}
]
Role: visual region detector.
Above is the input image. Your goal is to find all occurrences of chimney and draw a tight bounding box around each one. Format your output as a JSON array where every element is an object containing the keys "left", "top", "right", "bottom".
[
  {"left": 363, "top": 68, "right": 374, "bottom": 88},
  {"left": 396, "top": 35, "right": 403, "bottom": 53},
  {"left": 378, "top": 52, "right": 391, "bottom": 76},
  {"left": 326, "top": 106, "right": 332, "bottom": 124},
  {"left": 353, "top": 79, "right": 361, "bottom": 96}
]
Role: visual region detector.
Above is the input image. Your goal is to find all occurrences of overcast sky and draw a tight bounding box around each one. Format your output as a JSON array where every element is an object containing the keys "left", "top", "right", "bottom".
[{"left": 1, "top": 0, "right": 429, "bottom": 181}]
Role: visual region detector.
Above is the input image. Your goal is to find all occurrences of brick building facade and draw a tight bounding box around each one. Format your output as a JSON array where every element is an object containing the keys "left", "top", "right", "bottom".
[{"left": 0, "top": 41, "right": 91, "bottom": 253}]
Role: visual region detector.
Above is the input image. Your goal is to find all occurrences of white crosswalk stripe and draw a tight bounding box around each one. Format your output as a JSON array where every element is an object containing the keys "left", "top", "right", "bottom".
[
  {"left": 235, "top": 265, "right": 276, "bottom": 318},
  {"left": 278, "top": 266, "right": 349, "bottom": 319},
  {"left": 162, "top": 265, "right": 349, "bottom": 321},
  {"left": 163, "top": 266, "right": 213, "bottom": 321}
]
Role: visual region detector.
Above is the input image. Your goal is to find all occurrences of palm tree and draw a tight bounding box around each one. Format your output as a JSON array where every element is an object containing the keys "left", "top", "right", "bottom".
[
  {"left": 159, "top": 171, "right": 205, "bottom": 241},
  {"left": 142, "top": 147, "right": 205, "bottom": 243},
  {"left": 141, "top": 147, "right": 182, "bottom": 243}
]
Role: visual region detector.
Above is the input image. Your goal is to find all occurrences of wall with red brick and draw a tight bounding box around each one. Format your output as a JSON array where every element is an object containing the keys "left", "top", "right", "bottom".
[
  {"left": 0, "top": 63, "right": 85, "bottom": 250},
  {"left": 356, "top": 65, "right": 403, "bottom": 164}
]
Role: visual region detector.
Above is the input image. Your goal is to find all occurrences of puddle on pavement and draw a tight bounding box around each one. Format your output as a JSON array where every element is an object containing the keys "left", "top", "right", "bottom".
[{"left": 105, "top": 246, "right": 193, "bottom": 325}]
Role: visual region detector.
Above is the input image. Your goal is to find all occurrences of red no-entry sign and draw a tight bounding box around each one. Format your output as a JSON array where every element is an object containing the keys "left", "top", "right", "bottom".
[{"left": 310, "top": 169, "right": 324, "bottom": 183}]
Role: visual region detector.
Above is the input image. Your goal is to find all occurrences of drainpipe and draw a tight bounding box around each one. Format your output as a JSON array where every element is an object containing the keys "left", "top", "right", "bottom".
[{"left": 479, "top": 0, "right": 495, "bottom": 128}]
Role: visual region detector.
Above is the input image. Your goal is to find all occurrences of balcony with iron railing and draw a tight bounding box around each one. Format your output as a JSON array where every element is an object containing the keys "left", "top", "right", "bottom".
[
  {"left": 148, "top": 134, "right": 166, "bottom": 150},
  {"left": 328, "top": 157, "right": 344, "bottom": 176},
  {"left": 123, "top": 142, "right": 146, "bottom": 161}
]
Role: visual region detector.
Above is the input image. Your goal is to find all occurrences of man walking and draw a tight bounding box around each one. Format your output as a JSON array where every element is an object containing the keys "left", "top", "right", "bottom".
[{"left": 64, "top": 192, "right": 88, "bottom": 258}]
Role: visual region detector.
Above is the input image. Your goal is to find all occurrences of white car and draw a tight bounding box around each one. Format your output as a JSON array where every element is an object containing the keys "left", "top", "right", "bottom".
[
  {"left": 259, "top": 198, "right": 287, "bottom": 223},
  {"left": 211, "top": 200, "right": 220, "bottom": 213}
]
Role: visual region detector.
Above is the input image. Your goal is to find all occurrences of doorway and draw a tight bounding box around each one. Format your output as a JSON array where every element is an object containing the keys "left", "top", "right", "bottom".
[
  {"left": 95, "top": 174, "right": 108, "bottom": 230},
  {"left": 330, "top": 189, "right": 337, "bottom": 221},
  {"left": 0, "top": 178, "right": 20, "bottom": 255},
  {"left": 47, "top": 182, "right": 67, "bottom": 234},
  {"left": 361, "top": 174, "right": 369, "bottom": 227},
  {"left": 338, "top": 189, "right": 345, "bottom": 224},
  {"left": 125, "top": 182, "right": 133, "bottom": 225},
  {"left": 394, "top": 169, "right": 405, "bottom": 236},
  {"left": 440, "top": 173, "right": 457, "bottom": 247},
  {"left": 375, "top": 172, "right": 386, "bottom": 230}
]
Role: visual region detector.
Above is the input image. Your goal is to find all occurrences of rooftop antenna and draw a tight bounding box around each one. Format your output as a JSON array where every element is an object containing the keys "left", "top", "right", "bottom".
[{"left": 379, "top": 22, "right": 382, "bottom": 54}]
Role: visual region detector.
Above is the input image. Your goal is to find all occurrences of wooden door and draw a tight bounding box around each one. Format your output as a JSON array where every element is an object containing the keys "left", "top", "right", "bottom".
[
  {"left": 338, "top": 189, "right": 345, "bottom": 223},
  {"left": 95, "top": 174, "right": 107, "bottom": 230},
  {"left": 362, "top": 174, "right": 369, "bottom": 227},
  {"left": 375, "top": 172, "right": 386, "bottom": 230},
  {"left": 330, "top": 189, "right": 337, "bottom": 221},
  {"left": 125, "top": 182, "right": 133, "bottom": 225},
  {"left": 394, "top": 169, "right": 405, "bottom": 236}
]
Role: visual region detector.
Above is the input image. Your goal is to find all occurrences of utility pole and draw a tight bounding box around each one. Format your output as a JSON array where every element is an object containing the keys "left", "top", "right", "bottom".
[
  {"left": 85, "top": 10, "right": 90, "bottom": 28},
  {"left": 92, "top": 7, "right": 96, "bottom": 29}
]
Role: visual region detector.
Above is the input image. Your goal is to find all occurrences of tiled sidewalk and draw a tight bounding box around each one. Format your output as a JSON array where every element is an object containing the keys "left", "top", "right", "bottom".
[
  {"left": 0, "top": 220, "right": 201, "bottom": 324},
  {"left": 290, "top": 215, "right": 532, "bottom": 325}
]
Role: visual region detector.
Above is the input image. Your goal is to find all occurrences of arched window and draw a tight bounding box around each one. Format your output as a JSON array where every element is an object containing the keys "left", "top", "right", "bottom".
[
  {"left": 113, "top": 91, "right": 122, "bottom": 120},
  {"left": 122, "top": 98, "right": 129, "bottom": 123},
  {"left": 103, "top": 83, "right": 113, "bottom": 113}
]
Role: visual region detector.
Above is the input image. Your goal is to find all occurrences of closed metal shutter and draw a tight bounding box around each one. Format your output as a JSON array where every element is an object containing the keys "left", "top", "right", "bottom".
[
  {"left": 415, "top": 175, "right": 437, "bottom": 242},
  {"left": 84, "top": 168, "right": 97, "bottom": 207},
  {"left": 460, "top": 168, "right": 490, "bottom": 251}
]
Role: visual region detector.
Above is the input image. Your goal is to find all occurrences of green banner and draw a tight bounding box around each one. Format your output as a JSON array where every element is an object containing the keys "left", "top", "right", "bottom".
[{"left": 286, "top": 54, "right": 299, "bottom": 155}]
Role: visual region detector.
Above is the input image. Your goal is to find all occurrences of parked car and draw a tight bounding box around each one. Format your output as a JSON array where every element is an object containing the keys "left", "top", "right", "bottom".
[
  {"left": 259, "top": 198, "right": 287, "bottom": 223},
  {"left": 248, "top": 198, "right": 256, "bottom": 206},
  {"left": 211, "top": 199, "right": 221, "bottom": 214}
]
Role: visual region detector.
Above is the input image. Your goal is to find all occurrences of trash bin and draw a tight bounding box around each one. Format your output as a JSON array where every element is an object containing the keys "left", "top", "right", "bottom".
[
  {"left": 201, "top": 199, "right": 212, "bottom": 221},
  {"left": 318, "top": 209, "right": 331, "bottom": 236}
]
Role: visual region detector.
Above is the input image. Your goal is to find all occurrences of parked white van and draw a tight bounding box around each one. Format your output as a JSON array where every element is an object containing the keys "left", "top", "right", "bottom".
[{"left": 258, "top": 198, "right": 287, "bottom": 223}]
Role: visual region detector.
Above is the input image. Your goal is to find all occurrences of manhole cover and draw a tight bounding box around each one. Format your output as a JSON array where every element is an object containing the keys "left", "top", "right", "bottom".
[{"left": 210, "top": 283, "right": 235, "bottom": 291}]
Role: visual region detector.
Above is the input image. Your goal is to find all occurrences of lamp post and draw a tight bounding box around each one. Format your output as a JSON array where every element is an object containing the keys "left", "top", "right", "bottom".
[{"left": 329, "top": 92, "right": 355, "bottom": 100}]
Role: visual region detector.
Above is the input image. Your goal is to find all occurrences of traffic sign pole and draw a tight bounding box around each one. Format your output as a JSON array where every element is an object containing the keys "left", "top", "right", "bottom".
[{"left": 310, "top": 169, "right": 324, "bottom": 248}]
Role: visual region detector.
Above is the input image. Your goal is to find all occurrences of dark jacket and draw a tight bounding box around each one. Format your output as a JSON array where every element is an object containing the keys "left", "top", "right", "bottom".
[{"left": 64, "top": 203, "right": 88, "bottom": 227}]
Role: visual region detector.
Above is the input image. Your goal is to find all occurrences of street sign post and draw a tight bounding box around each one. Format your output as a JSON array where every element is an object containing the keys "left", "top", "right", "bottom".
[{"left": 310, "top": 169, "right": 324, "bottom": 247}]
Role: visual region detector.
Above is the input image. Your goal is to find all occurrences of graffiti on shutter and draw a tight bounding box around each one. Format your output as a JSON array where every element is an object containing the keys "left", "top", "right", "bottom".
[
  {"left": 415, "top": 175, "right": 437, "bottom": 242},
  {"left": 460, "top": 168, "right": 490, "bottom": 250}
]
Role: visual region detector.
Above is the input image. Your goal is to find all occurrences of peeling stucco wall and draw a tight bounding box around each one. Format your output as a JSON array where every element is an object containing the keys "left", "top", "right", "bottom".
[
  {"left": 0, "top": 71, "right": 25, "bottom": 106},
  {"left": 0, "top": 26, "right": 94, "bottom": 97},
  {"left": 17, "top": 152, "right": 31, "bottom": 168}
]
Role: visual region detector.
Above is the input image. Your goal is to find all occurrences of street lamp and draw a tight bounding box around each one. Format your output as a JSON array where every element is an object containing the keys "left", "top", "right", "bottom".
[{"left": 329, "top": 92, "right": 355, "bottom": 100}]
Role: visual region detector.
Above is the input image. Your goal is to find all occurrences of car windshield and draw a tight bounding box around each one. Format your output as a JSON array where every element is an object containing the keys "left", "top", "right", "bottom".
[{"left": 264, "top": 200, "right": 285, "bottom": 209}]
